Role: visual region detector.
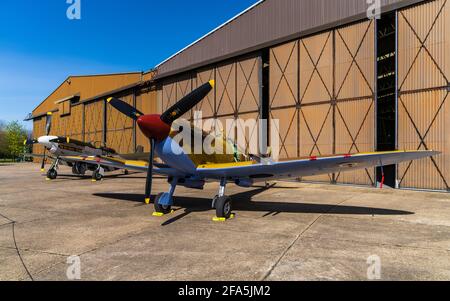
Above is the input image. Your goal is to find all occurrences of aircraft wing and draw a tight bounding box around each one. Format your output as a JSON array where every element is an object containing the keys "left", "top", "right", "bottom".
[
  {"left": 196, "top": 150, "right": 439, "bottom": 181},
  {"left": 59, "top": 155, "right": 185, "bottom": 177},
  {"left": 24, "top": 153, "right": 55, "bottom": 159}
]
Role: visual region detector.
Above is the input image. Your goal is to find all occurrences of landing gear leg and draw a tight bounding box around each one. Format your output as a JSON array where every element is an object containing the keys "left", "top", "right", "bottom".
[
  {"left": 153, "top": 178, "right": 177, "bottom": 215},
  {"left": 214, "top": 178, "right": 233, "bottom": 219},
  {"left": 46, "top": 157, "right": 60, "bottom": 180}
]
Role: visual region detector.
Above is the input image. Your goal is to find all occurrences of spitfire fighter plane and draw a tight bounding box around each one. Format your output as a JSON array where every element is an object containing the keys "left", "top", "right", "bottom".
[
  {"left": 59, "top": 80, "right": 439, "bottom": 220},
  {"left": 25, "top": 113, "right": 125, "bottom": 181}
]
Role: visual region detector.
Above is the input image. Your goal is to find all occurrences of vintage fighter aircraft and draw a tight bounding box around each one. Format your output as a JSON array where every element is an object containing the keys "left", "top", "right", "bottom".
[
  {"left": 25, "top": 112, "right": 125, "bottom": 181},
  {"left": 59, "top": 80, "right": 439, "bottom": 219}
]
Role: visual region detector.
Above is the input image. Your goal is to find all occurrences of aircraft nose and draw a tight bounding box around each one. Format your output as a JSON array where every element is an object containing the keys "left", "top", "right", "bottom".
[
  {"left": 137, "top": 114, "right": 171, "bottom": 141},
  {"left": 37, "top": 137, "right": 48, "bottom": 144}
]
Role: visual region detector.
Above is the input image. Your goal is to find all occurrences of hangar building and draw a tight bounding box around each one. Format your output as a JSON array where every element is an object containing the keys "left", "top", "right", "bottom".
[{"left": 30, "top": 0, "right": 450, "bottom": 191}]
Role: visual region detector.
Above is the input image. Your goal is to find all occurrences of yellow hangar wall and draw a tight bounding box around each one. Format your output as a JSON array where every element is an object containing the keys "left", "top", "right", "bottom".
[{"left": 32, "top": 72, "right": 158, "bottom": 158}]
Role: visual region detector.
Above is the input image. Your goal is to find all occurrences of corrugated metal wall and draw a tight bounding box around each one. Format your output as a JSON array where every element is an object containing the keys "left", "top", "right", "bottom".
[
  {"left": 157, "top": 0, "right": 424, "bottom": 78},
  {"left": 269, "top": 19, "right": 376, "bottom": 185},
  {"left": 397, "top": 0, "right": 450, "bottom": 190}
]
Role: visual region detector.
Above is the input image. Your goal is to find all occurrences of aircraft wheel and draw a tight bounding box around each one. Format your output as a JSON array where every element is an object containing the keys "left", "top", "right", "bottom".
[
  {"left": 215, "top": 196, "right": 232, "bottom": 219},
  {"left": 92, "top": 171, "right": 103, "bottom": 181},
  {"left": 72, "top": 165, "right": 79, "bottom": 175},
  {"left": 47, "top": 169, "right": 57, "bottom": 180},
  {"left": 211, "top": 195, "right": 219, "bottom": 209},
  {"left": 154, "top": 193, "right": 172, "bottom": 214},
  {"left": 124, "top": 169, "right": 129, "bottom": 175}
]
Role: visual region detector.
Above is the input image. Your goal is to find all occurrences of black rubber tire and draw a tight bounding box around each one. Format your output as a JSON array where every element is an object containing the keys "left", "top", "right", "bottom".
[
  {"left": 211, "top": 195, "right": 219, "bottom": 209},
  {"left": 154, "top": 193, "right": 172, "bottom": 214},
  {"left": 72, "top": 165, "right": 78, "bottom": 175},
  {"left": 124, "top": 169, "right": 129, "bottom": 175},
  {"left": 47, "top": 169, "right": 57, "bottom": 180},
  {"left": 215, "top": 196, "right": 232, "bottom": 219},
  {"left": 93, "top": 171, "right": 103, "bottom": 181}
]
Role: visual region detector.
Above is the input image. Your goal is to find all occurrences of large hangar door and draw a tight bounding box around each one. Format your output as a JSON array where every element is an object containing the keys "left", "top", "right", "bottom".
[
  {"left": 270, "top": 40, "right": 299, "bottom": 160},
  {"left": 397, "top": 0, "right": 450, "bottom": 191},
  {"left": 269, "top": 19, "right": 376, "bottom": 186}
]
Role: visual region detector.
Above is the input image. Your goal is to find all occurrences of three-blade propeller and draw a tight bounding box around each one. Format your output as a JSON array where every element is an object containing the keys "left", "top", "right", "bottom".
[{"left": 107, "top": 80, "right": 215, "bottom": 203}]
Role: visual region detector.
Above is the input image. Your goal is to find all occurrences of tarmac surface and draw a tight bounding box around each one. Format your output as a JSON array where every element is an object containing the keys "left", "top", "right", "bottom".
[{"left": 1, "top": 163, "right": 450, "bottom": 281}]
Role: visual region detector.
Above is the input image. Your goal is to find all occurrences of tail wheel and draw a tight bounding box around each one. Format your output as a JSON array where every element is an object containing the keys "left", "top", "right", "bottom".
[
  {"left": 215, "top": 196, "right": 232, "bottom": 219},
  {"left": 154, "top": 192, "right": 172, "bottom": 214},
  {"left": 47, "top": 169, "right": 57, "bottom": 180},
  {"left": 93, "top": 171, "right": 103, "bottom": 181}
]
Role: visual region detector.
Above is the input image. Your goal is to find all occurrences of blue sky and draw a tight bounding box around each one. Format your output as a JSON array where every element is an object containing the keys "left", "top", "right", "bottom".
[{"left": 0, "top": 0, "right": 259, "bottom": 129}]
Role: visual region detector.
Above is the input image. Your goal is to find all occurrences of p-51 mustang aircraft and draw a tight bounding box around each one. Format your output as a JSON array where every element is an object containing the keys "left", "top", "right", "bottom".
[
  {"left": 60, "top": 80, "right": 438, "bottom": 219},
  {"left": 25, "top": 112, "right": 125, "bottom": 181}
]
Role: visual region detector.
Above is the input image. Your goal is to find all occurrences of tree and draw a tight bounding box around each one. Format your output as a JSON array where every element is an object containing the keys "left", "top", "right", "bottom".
[{"left": 5, "top": 121, "right": 27, "bottom": 162}]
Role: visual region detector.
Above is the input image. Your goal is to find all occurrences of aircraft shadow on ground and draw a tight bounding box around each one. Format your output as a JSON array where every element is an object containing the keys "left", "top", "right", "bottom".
[{"left": 94, "top": 185, "right": 414, "bottom": 224}]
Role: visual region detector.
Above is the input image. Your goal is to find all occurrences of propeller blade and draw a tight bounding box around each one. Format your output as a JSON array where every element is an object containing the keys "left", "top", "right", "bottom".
[
  {"left": 24, "top": 139, "right": 38, "bottom": 146},
  {"left": 160, "top": 80, "right": 214, "bottom": 125},
  {"left": 144, "top": 139, "right": 155, "bottom": 204},
  {"left": 107, "top": 97, "right": 144, "bottom": 121},
  {"left": 45, "top": 112, "right": 53, "bottom": 136}
]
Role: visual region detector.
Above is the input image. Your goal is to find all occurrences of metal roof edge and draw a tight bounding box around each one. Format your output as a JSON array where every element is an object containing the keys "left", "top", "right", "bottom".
[
  {"left": 155, "top": 0, "right": 265, "bottom": 69},
  {"left": 155, "top": 0, "right": 426, "bottom": 80}
]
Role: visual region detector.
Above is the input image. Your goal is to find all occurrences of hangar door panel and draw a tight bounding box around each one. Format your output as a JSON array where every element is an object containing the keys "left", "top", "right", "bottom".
[
  {"left": 334, "top": 20, "right": 375, "bottom": 186},
  {"left": 299, "top": 31, "right": 335, "bottom": 183},
  {"left": 215, "top": 62, "right": 236, "bottom": 118},
  {"left": 61, "top": 104, "right": 84, "bottom": 141},
  {"left": 32, "top": 118, "right": 46, "bottom": 163},
  {"left": 160, "top": 74, "right": 194, "bottom": 121},
  {"left": 236, "top": 55, "right": 261, "bottom": 155},
  {"left": 106, "top": 93, "right": 134, "bottom": 154},
  {"left": 270, "top": 41, "right": 299, "bottom": 160},
  {"left": 84, "top": 101, "right": 104, "bottom": 147},
  {"left": 195, "top": 67, "right": 215, "bottom": 119},
  {"left": 398, "top": 0, "right": 450, "bottom": 190},
  {"left": 136, "top": 89, "right": 158, "bottom": 152}
]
